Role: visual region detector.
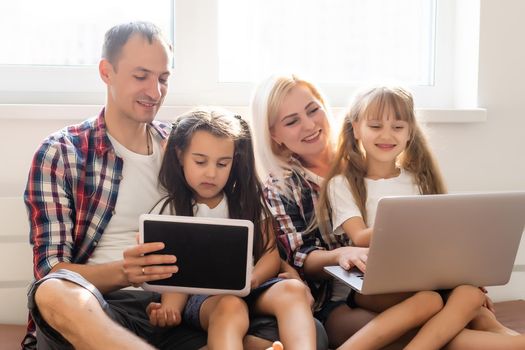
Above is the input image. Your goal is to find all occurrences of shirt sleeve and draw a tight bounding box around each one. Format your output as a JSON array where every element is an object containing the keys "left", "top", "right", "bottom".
[
  {"left": 327, "top": 175, "right": 362, "bottom": 235},
  {"left": 24, "top": 138, "right": 75, "bottom": 279},
  {"left": 263, "top": 175, "right": 324, "bottom": 271}
]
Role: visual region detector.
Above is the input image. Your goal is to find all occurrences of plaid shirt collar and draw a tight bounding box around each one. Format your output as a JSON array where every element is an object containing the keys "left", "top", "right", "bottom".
[{"left": 93, "top": 108, "right": 170, "bottom": 156}]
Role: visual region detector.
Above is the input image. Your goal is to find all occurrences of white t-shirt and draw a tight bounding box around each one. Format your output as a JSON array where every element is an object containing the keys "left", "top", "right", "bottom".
[
  {"left": 327, "top": 169, "right": 420, "bottom": 301},
  {"left": 88, "top": 131, "right": 164, "bottom": 265},
  {"left": 152, "top": 194, "right": 229, "bottom": 219},
  {"left": 328, "top": 169, "right": 420, "bottom": 238}
]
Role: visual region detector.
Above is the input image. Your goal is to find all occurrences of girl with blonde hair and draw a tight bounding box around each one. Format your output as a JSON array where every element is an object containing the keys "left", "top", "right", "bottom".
[{"left": 318, "top": 85, "right": 523, "bottom": 350}]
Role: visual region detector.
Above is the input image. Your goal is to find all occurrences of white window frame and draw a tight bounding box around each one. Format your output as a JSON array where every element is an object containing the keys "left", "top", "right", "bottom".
[{"left": 0, "top": 0, "right": 484, "bottom": 122}]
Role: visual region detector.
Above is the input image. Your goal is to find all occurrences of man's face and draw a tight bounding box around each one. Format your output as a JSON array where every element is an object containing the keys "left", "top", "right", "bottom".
[{"left": 102, "top": 34, "right": 171, "bottom": 125}]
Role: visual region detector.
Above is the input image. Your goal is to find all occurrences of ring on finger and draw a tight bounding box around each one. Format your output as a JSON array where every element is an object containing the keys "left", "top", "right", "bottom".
[{"left": 142, "top": 267, "right": 145, "bottom": 275}]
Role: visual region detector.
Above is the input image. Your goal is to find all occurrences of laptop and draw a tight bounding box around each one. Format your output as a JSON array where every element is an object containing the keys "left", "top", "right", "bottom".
[
  {"left": 324, "top": 191, "right": 525, "bottom": 295},
  {"left": 139, "top": 214, "right": 254, "bottom": 296}
]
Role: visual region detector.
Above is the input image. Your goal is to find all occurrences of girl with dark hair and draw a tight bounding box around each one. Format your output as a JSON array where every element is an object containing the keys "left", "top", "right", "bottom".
[{"left": 148, "top": 107, "right": 316, "bottom": 350}]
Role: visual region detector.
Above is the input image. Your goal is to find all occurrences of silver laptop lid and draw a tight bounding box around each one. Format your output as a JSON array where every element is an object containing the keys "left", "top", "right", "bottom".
[{"left": 361, "top": 192, "right": 525, "bottom": 294}]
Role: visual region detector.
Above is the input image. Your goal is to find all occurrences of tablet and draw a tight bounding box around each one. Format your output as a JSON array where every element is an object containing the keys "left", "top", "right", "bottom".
[{"left": 139, "top": 213, "right": 254, "bottom": 296}]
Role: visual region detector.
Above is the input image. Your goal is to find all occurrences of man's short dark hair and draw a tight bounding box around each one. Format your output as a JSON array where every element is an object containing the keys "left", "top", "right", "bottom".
[{"left": 101, "top": 21, "right": 172, "bottom": 68}]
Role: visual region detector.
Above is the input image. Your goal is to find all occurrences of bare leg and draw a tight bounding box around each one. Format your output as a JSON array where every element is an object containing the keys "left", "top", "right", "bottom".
[
  {"left": 254, "top": 279, "right": 316, "bottom": 350},
  {"left": 406, "top": 285, "right": 485, "bottom": 350},
  {"left": 35, "top": 278, "right": 154, "bottom": 350},
  {"left": 469, "top": 307, "right": 520, "bottom": 335},
  {"left": 445, "top": 329, "right": 525, "bottom": 350},
  {"left": 338, "top": 291, "right": 443, "bottom": 350},
  {"left": 200, "top": 295, "right": 249, "bottom": 350}
]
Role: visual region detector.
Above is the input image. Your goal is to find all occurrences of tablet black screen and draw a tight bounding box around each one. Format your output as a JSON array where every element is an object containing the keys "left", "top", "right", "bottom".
[{"left": 143, "top": 219, "right": 249, "bottom": 290}]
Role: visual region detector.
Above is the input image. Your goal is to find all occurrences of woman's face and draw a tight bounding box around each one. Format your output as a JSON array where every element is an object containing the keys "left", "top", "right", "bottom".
[{"left": 270, "top": 84, "right": 331, "bottom": 160}]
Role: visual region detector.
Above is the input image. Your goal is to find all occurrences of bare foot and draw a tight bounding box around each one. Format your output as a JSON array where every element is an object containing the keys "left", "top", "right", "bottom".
[
  {"left": 266, "top": 341, "right": 284, "bottom": 350},
  {"left": 469, "top": 307, "right": 520, "bottom": 336}
]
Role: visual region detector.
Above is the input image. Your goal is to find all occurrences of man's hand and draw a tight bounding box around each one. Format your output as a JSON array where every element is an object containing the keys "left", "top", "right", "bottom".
[
  {"left": 146, "top": 302, "right": 182, "bottom": 327},
  {"left": 122, "top": 242, "right": 178, "bottom": 287},
  {"left": 337, "top": 246, "right": 368, "bottom": 272}
]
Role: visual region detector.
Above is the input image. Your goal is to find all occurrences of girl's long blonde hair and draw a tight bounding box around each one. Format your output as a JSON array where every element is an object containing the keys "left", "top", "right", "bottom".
[{"left": 319, "top": 86, "right": 447, "bottom": 225}]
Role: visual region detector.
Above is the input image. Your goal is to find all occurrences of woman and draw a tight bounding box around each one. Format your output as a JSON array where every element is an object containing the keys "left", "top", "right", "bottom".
[{"left": 250, "top": 74, "right": 376, "bottom": 348}]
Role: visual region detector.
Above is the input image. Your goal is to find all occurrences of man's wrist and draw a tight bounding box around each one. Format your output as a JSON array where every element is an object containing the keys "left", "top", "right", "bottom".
[{"left": 114, "top": 260, "right": 131, "bottom": 288}]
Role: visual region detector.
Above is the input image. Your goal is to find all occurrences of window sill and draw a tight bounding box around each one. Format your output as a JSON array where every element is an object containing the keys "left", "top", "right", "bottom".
[{"left": 0, "top": 104, "right": 487, "bottom": 124}]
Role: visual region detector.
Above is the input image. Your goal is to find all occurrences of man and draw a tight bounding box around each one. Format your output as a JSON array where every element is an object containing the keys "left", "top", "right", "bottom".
[{"left": 22, "top": 21, "right": 206, "bottom": 350}]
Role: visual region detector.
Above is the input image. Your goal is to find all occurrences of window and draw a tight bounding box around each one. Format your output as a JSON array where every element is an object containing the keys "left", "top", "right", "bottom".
[
  {"left": 0, "top": 0, "right": 172, "bottom": 105},
  {"left": 218, "top": 0, "right": 435, "bottom": 85},
  {"left": 0, "top": 0, "right": 480, "bottom": 110},
  {"left": 0, "top": 1, "right": 172, "bottom": 66}
]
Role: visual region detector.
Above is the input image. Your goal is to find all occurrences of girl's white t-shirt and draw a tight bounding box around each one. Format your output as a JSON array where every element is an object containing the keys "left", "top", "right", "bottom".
[
  {"left": 326, "top": 169, "right": 420, "bottom": 301},
  {"left": 151, "top": 195, "right": 229, "bottom": 219},
  {"left": 88, "top": 131, "right": 164, "bottom": 265},
  {"left": 328, "top": 169, "right": 419, "bottom": 237}
]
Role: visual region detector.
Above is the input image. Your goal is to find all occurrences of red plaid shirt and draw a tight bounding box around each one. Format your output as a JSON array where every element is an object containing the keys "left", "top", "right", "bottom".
[{"left": 22, "top": 109, "right": 170, "bottom": 349}]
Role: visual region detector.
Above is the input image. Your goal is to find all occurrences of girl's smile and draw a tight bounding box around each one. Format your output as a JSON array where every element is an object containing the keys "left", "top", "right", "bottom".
[{"left": 375, "top": 143, "right": 397, "bottom": 150}]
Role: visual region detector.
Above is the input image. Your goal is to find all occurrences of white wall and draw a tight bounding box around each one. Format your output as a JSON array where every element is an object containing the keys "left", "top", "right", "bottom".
[
  {"left": 428, "top": 0, "right": 525, "bottom": 300},
  {"left": 0, "top": 0, "right": 524, "bottom": 323}
]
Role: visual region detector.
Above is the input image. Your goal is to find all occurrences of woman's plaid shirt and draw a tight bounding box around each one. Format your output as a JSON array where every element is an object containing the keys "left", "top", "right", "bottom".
[{"left": 263, "top": 163, "right": 349, "bottom": 311}]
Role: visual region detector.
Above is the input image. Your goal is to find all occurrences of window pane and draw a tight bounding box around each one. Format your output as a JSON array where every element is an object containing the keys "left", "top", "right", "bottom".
[
  {"left": 219, "top": 0, "right": 435, "bottom": 85},
  {"left": 0, "top": 0, "right": 172, "bottom": 66}
]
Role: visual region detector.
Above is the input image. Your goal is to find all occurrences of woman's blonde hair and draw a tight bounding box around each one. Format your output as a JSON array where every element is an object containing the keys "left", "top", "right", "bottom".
[
  {"left": 319, "top": 86, "right": 447, "bottom": 225},
  {"left": 250, "top": 74, "right": 330, "bottom": 182}
]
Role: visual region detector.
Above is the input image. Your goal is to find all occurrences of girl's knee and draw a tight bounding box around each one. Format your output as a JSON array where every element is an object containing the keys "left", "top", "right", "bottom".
[
  {"left": 449, "top": 285, "right": 485, "bottom": 308},
  {"left": 207, "top": 295, "right": 249, "bottom": 331},
  {"left": 412, "top": 290, "right": 444, "bottom": 314},
  {"left": 272, "top": 279, "right": 310, "bottom": 302},
  {"left": 213, "top": 295, "right": 248, "bottom": 316}
]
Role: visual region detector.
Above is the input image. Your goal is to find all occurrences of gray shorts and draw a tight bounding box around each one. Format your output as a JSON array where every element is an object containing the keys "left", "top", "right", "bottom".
[
  {"left": 27, "top": 269, "right": 207, "bottom": 350},
  {"left": 28, "top": 269, "right": 328, "bottom": 350}
]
